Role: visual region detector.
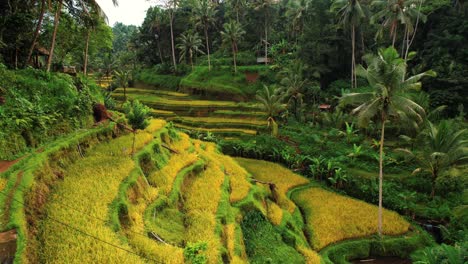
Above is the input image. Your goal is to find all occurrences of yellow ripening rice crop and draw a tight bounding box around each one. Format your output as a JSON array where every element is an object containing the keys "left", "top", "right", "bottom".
[
  {"left": 180, "top": 117, "right": 267, "bottom": 126},
  {"left": 183, "top": 142, "right": 226, "bottom": 264},
  {"left": 224, "top": 224, "right": 246, "bottom": 264},
  {"left": 295, "top": 188, "right": 411, "bottom": 250},
  {"left": 38, "top": 127, "right": 160, "bottom": 263},
  {"left": 145, "top": 119, "right": 166, "bottom": 132},
  {"left": 194, "top": 143, "right": 250, "bottom": 203},
  {"left": 297, "top": 247, "right": 322, "bottom": 264},
  {"left": 126, "top": 187, "right": 185, "bottom": 264},
  {"left": 235, "top": 158, "right": 309, "bottom": 213},
  {"left": 148, "top": 133, "right": 198, "bottom": 193},
  {"left": 0, "top": 178, "right": 6, "bottom": 192},
  {"left": 267, "top": 200, "right": 284, "bottom": 226}
]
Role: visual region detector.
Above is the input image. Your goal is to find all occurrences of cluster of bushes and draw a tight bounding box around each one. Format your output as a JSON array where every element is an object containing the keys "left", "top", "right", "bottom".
[
  {"left": 134, "top": 67, "right": 182, "bottom": 90},
  {"left": 0, "top": 64, "right": 103, "bottom": 160}
]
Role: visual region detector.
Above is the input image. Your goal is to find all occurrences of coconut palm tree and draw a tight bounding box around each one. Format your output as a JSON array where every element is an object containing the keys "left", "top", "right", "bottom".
[
  {"left": 278, "top": 60, "right": 307, "bottom": 121},
  {"left": 233, "top": 0, "right": 249, "bottom": 23},
  {"left": 221, "top": 20, "right": 245, "bottom": 73},
  {"left": 192, "top": 0, "right": 217, "bottom": 71},
  {"left": 332, "top": 0, "right": 368, "bottom": 89},
  {"left": 340, "top": 46, "right": 435, "bottom": 236},
  {"left": 164, "top": 0, "right": 179, "bottom": 71},
  {"left": 114, "top": 69, "right": 131, "bottom": 100},
  {"left": 286, "top": 0, "right": 308, "bottom": 43},
  {"left": 253, "top": 0, "right": 275, "bottom": 65},
  {"left": 176, "top": 31, "right": 204, "bottom": 70},
  {"left": 398, "top": 121, "right": 467, "bottom": 198},
  {"left": 256, "top": 85, "right": 286, "bottom": 137},
  {"left": 371, "top": 0, "right": 425, "bottom": 52},
  {"left": 46, "top": 0, "right": 118, "bottom": 72}
]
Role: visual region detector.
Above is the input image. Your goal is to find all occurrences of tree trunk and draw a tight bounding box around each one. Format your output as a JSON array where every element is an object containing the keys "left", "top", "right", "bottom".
[
  {"left": 157, "top": 38, "right": 164, "bottom": 64},
  {"left": 190, "top": 49, "right": 193, "bottom": 71},
  {"left": 391, "top": 22, "right": 398, "bottom": 48},
  {"left": 47, "top": 0, "right": 63, "bottom": 72},
  {"left": 83, "top": 30, "right": 90, "bottom": 76},
  {"left": 26, "top": 0, "right": 46, "bottom": 66},
  {"left": 378, "top": 114, "right": 386, "bottom": 236},
  {"left": 204, "top": 26, "right": 211, "bottom": 71},
  {"left": 232, "top": 42, "right": 237, "bottom": 73},
  {"left": 351, "top": 25, "right": 356, "bottom": 89},
  {"left": 405, "top": 0, "right": 423, "bottom": 61},
  {"left": 169, "top": 11, "right": 177, "bottom": 71},
  {"left": 264, "top": 13, "right": 268, "bottom": 65},
  {"left": 132, "top": 130, "right": 136, "bottom": 155}
]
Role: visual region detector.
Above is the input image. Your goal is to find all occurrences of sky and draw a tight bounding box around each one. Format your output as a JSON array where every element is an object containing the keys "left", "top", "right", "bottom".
[{"left": 96, "top": 0, "right": 162, "bottom": 27}]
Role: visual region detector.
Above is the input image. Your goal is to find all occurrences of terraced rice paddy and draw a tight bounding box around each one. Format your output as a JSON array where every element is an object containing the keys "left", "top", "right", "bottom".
[
  {"left": 235, "top": 158, "right": 309, "bottom": 213},
  {"left": 1, "top": 119, "right": 420, "bottom": 264},
  {"left": 112, "top": 87, "right": 266, "bottom": 137},
  {"left": 36, "top": 121, "right": 163, "bottom": 263},
  {"left": 293, "top": 188, "right": 411, "bottom": 250}
]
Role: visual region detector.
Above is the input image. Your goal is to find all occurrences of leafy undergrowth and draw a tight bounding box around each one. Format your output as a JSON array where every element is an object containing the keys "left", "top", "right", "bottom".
[
  {"left": 36, "top": 120, "right": 164, "bottom": 263},
  {"left": 293, "top": 187, "right": 411, "bottom": 250},
  {"left": 241, "top": 210, "right": 305, "bottom": 264},
  {"left": 235, "top": 158, "right": 309, "bottom": 213}
]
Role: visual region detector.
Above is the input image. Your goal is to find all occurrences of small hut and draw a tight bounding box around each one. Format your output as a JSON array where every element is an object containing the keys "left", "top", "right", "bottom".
[{"left": 32, "top": 46, "right": 49, "bottom": 69}]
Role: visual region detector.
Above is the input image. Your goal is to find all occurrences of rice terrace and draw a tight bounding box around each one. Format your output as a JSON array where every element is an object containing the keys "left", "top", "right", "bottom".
[{"left": 0, "top": 0, "right": 466, "bottom": 263}]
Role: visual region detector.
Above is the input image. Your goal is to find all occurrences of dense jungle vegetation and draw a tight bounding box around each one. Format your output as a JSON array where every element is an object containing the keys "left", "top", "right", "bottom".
[{"left": 0, "top": 0, "right": 466, "bottom": 263}]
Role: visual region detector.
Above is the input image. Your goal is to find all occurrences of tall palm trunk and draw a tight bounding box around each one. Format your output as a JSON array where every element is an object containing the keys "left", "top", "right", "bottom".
[
  {"left": 157, "top": 38, "right": 164, "bottom": 63},
  {"left": 189, "top": 49, "right": 193, "bottom": 70},
  {"left": 391, "top": 22, "right": 398, "bottom": 48},
  {"left": 169, "top": 11, "right": 177, "bottom": 71},
  {"left": 204, "top": 26, "right": 211, "bottom": 71},
  {"left": 83, "top": 30, "right": 90, "bottom": 75},
  {"left": 405, "top": 0, "right": 423, "bottom": 61},
  {"left": 232, "top": 42, "right": 237, "bottom": 73},
  {"left": 26, "top": 0, "right": 46, "bottom": 66},
  {"left": 378, "top": 113, "right": 386, "bottom": 236},
  {"left": 264, "top": 14, "right": 268, "bottom": 65},
  {"left": 351, "top": 25, "right": 356, "bottom": 89},
  {"left": 47, "top": 0, "right": 63, "bottom": 72}
]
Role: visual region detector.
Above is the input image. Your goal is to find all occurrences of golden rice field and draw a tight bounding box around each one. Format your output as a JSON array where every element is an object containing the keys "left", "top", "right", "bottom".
[
  {"left": 114, "top": 88, "right": 190, "bottom": 98},
  {"left": 266, "top": 200, "right": 284, "bottom": 226},
  {"left": 225, "top": 224, "right": 246, "bottom": 264},
  {"left": 147, "top": 133, "right": 198, "bottom": 193},
  {"left": 197, "top": 146, "right": 250, "bottom": 203},
  {"left": 235, "top": 158, "right": 309, "bottom": 213},
  {"left": 175, "top": 123, "right": 257, "bottom": 135},
  {"left": 297, "top": 247, "right": 322, "bottom": 264},
  {"left": 294, "top": 188, "right": 411, "bottom": 250},
  {"left": 180, "top": 117, "right": 267, "bottom": 126},
  {"left": 114, "top": 92, "right": 245, "bottom": 107},
  {"left": 37, "top": 121, "right": 164, "bottom": 263},
  {"left": 182, "top": 141, "right": 226, "bottom": 263},
  {"left": 126, "top": 186, "right": 185, "bottom": 264}
]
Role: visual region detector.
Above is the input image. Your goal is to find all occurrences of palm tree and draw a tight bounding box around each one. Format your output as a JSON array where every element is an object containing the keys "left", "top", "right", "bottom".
[
  {"left": 286, "top": 0, "right": 308, "bottom": 43},
  {"left": 150, "top": 7, "right": 166, "bottom": 64},
  {"left": 164, "top": 0, "right": 179, "bottom": 71},
  {"left": 399, "top": 121, "right": 467, "bottom": 198},
  {"left": 228, "top": 0, "right": 248, "bottom": 23},
  {"left": 371, "top": 0, "right": 425, "bottom": 52},
  {"left": 114, "top": 69, "right": 131, "bottom": 100},
  {"left": 253, "top": 0, "right": 275, "bottom": 65},
  {"left": 256, "top": 85, "right": 286, "bottom": 137},
  {"left": 340, "top": 47, "right": 435, "bottom": 236},
  {"left": 278, "top": 60, "right": 307, "bottom": 121},
  {"left": 46, "top": 0, "right": 118, "bottom": 72},
  {"left": 221, "top": 20, "right": 245, "bottom": 73},
  {"left": 332, "top": 0, "right": 367, "bottom": 89},
  {"left": 192, "top": 0, "right": 217, "bottom": 71},
  {"left": 176, "top": 31, "right": 204, "bottom": 70}
]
